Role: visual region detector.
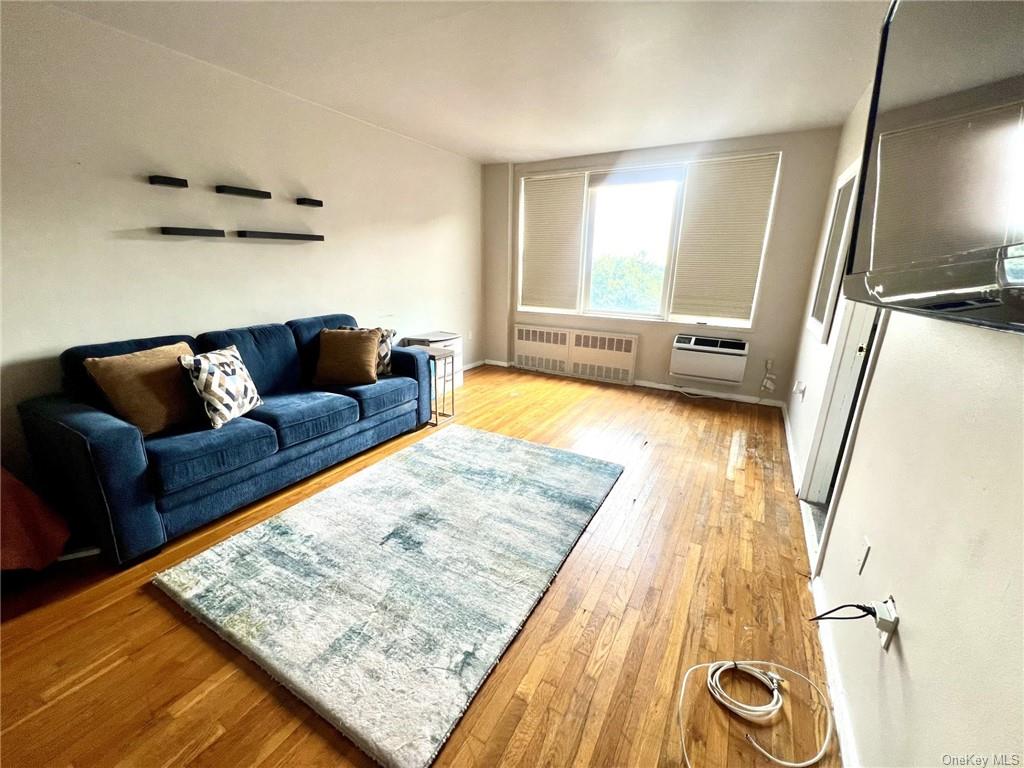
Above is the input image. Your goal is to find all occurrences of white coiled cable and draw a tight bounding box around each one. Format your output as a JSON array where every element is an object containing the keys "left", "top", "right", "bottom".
[{"left": 676, "top": 659, "right": 834, "bottom": 768}]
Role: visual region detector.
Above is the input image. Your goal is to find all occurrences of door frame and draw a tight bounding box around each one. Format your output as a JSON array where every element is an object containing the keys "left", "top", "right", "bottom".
[
  {"left": 811, "top": 309, "right": 889, "bottom": 577},
  {"left": 801, "top": 299, "right": 877, "bottom": 504},
  {"left": 799, "top": 160, "right": 867, "bottom": 502},
  {"left": 806, "top": 161, "right": 860, "bottom": 344}
]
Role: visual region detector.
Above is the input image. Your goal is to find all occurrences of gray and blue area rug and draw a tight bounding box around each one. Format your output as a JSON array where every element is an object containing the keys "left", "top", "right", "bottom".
[{"left": 155, "top": 425, "right": 623, "bottom": 768}]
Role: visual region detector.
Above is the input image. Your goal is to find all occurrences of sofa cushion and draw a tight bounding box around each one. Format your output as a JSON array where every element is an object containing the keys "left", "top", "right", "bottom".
[
  {"left": 197, "top": 324, "right": 300, "bottom": 395},
  {"left": 146, "top": 418, "right": 278, "bottom": 494},
  {"left": 61, "top": 334, "right": 197, "bottom": 408},
  {"left": 335, "top": 376, "right": 418, "bottom": 418},
  {"left": 286, "top": 314, "right": 358, "bottom": 385},
  {"left": 248, "top": 391, "right": 359, "bottom": 448},
  {"left": 158, "top": 400, "right": 418, "bottom": 515}
]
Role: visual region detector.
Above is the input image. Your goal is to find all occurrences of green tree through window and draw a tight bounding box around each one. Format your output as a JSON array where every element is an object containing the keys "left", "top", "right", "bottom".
[
  {"left": 589, "top": 251, "right": 665, "bottom": 314},
  {"left": 586, "top": 177, "right": 680, "bottom": 316}
]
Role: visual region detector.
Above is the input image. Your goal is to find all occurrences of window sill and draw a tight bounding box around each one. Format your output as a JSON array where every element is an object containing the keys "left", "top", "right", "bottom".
[{"left": 516, "top": 305, "right": 754, "bottom": 333}]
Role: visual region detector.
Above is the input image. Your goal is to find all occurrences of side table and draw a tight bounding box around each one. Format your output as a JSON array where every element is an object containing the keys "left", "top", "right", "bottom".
[{"left": 413, "top": 345, "right": 455, "bottom": 426}]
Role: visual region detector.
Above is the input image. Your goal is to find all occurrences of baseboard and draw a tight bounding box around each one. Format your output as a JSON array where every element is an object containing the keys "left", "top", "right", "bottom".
[
  {"left": 798, "top": 500, "right": 820, "bottom": 567},
  {"left": 634, "top": 379, "right": 786, "bottom": 409},
  {"left": 811, "top": 578, "right": 860, "bottom": 768},
  {"left": 782, "top": 402, "right": 802, "bottom": 494},
  {"left": 463, "top": 360, "right": 510, "bottom": 372}
]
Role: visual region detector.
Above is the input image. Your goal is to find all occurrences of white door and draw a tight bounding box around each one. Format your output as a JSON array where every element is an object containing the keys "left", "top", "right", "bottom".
[{"left": 801, "top": 299, "right": 878, "bottom": 504}]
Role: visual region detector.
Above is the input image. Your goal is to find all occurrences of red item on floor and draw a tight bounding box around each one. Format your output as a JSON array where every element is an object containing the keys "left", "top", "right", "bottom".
[{"left": 1, "top": 468, "right": 70, "bottom": 570}]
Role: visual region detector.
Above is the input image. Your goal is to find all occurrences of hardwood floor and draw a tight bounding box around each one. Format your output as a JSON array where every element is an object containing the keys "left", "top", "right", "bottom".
[{"left": 1, "top": 366, "right": 836, "bottom": 767}]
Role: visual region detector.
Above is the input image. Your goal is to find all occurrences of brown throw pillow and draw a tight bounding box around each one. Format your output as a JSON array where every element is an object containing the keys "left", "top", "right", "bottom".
[
  {"left": 84, "top": 342, "right": 198, "bottom": 436},
  {"left": 314, "top": 328, "right": 382, "bottom": 388}
]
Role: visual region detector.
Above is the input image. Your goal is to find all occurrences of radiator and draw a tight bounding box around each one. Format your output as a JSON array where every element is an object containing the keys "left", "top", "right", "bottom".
[{"left": 514, "top": 324, "right": 638, "bottom": 385}]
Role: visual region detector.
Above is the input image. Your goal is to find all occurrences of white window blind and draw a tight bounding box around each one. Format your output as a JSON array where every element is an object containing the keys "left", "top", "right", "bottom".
[
  {"left": 670, "top": 153, "right": 780, "bottom": 321},
  {"left": 520, "top": 174, "right": 587, "bottom": 310}
]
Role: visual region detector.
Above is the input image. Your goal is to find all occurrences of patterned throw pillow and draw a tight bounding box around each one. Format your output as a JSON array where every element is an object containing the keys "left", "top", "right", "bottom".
[
  {"left": 376, "top": 328, "right": 397, "bottom": 376},
  {"left": 179, "top": 345, "right": 263, "bottom": 429}
]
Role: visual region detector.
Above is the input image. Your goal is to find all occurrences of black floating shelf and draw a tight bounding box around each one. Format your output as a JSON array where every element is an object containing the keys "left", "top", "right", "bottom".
[
  {"left": 160, "top": 227, "right": 226, "bottom": 237},
  {"left": 296, "top": 197, "right": 324, "bottom": 207},
  {"left": 236, "top": 230, "right": 324, "bottom": 241},
  {"left": 215, "top": 185, "right": 271, "bottom": 199},
  {"left": 149, "top": 175, "right": 188, "bottom": 188}
]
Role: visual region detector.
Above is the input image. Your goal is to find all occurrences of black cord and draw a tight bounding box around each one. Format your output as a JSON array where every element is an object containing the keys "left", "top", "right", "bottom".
[{"left": 809, "top": 603, "right": 877, "bottom": 622}]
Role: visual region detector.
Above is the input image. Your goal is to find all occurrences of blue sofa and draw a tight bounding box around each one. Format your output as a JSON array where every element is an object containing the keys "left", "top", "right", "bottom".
[{"left": 17, "top": 314, "right": 431, "bottom": 564}]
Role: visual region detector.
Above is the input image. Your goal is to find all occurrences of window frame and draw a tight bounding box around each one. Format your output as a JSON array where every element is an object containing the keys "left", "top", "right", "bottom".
[
  {"left": 579, "top": 168, "right": 687, "bottom": 321},
  {"left": 807, "top": 161, "right": 860, "bottom": 344},
  {"left": 516, "top": 150, "right": 783, "bottom": 331}
]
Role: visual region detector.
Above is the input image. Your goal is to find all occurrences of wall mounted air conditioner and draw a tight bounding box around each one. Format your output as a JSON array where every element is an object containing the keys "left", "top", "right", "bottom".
[{"left": 669, "top": 334, "right": 749, "bottom": 384}]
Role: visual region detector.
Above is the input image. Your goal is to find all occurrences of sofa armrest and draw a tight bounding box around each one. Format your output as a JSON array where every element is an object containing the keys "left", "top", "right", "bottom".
[
  {"left": 17, "top": 395, "right": 166, "bottom": 563},
  {"left": 390, "top": 346, "right": 431, "bottom": 426}
]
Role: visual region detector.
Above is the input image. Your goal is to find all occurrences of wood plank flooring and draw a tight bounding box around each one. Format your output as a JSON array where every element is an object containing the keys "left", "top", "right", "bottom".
[{"left": 1, "top": 366, "right": 836, "bottom": 767}]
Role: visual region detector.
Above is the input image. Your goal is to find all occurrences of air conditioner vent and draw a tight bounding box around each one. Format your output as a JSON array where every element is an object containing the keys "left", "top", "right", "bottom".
[
  {"left": 674, "top": 335, "right": 749, "bottom": 355},
  {"left": 719, "top": 339, "right": 747, "bottom": 351}
]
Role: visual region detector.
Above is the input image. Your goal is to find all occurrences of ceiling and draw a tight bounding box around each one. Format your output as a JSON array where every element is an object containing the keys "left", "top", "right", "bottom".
[{"left": 62, "top": 1, "right": 889, "bottom": 163}]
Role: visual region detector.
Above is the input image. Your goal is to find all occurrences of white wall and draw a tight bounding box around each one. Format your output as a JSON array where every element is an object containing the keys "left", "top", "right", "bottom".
[
  {"left": 483, "top": 128, "right": 841, "bottom": 401},
  {"left": 818, "top": 312, "right": 1024, "bottom": 765},
  {"left": 0, "top": 4, "right": 483, "bottom": 473},
  {"left": 481, "top": 163, "right": 512, "bottom": 363},
  {"left": 793, "top": 81, "right": 1024, "bottom": 764},
  {"left": 786, "top": 86, "right": 872, "bottom": 487}
]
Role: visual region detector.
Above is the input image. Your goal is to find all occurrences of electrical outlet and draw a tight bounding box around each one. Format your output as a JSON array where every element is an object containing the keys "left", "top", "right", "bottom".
[
  {"left": 871, "top": 595, "right": 899, "bottom": 651},
  {"left": 793, "top": 381, "right": 807, "bottom": 401},
  {"left": 760, "top": 359, "right": 777, "bottom": 393},
  {"left": 856, "top": 536, "right": 871, "bottom": 575}
]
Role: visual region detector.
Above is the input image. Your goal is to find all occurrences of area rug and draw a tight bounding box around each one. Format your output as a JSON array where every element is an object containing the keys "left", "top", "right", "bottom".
[{"left": 154, "top": 425, "right": 623, "bottom": 768}]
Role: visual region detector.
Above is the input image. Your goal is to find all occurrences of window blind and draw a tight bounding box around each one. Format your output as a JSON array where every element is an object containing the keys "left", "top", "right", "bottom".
[
  {"left": 670, "top": 153, "right": 780, "bottom": 320},
  {"left": 873, "top": 103, "right": 1022, "bottom": 270},
  {"left": 520, "top": 174, "right": 586, "bottom": 310}
]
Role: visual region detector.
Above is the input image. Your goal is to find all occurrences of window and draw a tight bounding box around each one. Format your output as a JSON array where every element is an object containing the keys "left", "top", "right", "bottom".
[
  {"left": 809, "top": 169, "right": 857, "bottom": 343},
  {"left": 518, "top": 152, "right": 781, "bottom": 328},
  {"left": 584, "top": 170, "right": 683, "bottom": 317}
]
